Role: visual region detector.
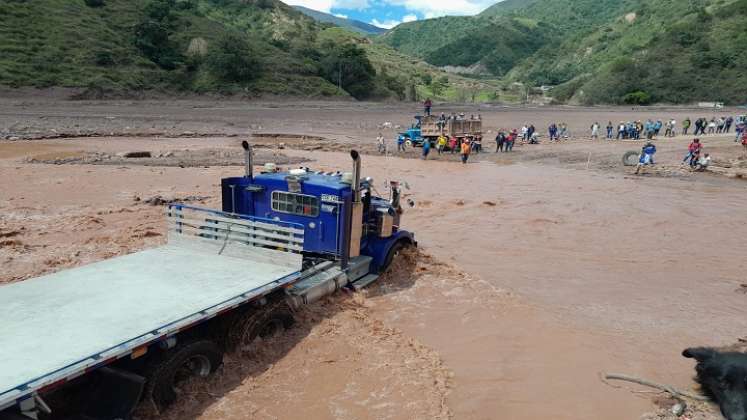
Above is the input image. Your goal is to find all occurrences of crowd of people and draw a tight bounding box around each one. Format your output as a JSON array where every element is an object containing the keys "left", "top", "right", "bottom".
[
  {"left": 379, "top": 103, "right": 747, "bottom": 169},
  {"left": 596, "top": 115, "right": 745, "bottom": 141}
]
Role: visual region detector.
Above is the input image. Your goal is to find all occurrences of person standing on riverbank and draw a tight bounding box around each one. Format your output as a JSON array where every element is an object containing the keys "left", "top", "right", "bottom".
[
  {"left": 682, "top": 117, "right": 691, "bottom": 135},
  {"left": 421, "top": 138, "right": 431, "bottom": 159},
  {"left": 423, "top": 98, "right": 432, "bottom": 116},
  {"left": 460, "top": 137, "right": 471, "bottom": 164}
]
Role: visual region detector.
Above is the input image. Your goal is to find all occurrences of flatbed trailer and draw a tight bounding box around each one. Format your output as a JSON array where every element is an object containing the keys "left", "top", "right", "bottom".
[
  {"left": 0, "top": 206, "right": 310, "bottom": 418},
  {"left": 0, "top": 145, "right": 415, "bottom": 420}
]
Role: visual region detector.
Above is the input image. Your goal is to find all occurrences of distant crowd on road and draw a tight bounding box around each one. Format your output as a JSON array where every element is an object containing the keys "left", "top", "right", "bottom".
[
  {"left": 594, "top": 115, "right": 746, "bottom": 141},
  {"left": 377, "top": 101, "right": 747, "bottom": 168}
]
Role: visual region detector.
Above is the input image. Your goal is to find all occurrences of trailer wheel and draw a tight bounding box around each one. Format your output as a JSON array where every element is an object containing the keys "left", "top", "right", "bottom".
[
  {"left": 225, "top": 301, "right": 295, "bottom": 352},
  {"left": 144, "top": 340, "right": 223, "bottom": 409}
]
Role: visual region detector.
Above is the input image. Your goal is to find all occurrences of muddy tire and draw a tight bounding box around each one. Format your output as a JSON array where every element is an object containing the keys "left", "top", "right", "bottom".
[
  {"left": 380, "top": 240, "right": 411, "bottom": 274},
  {"left": 224, "top": 301, "right": 294, "bottom": 352},
  {"left": 144, "top": 340, "right": 223, "bottom": 409},
  {"left": 622, "top": 150, "right": 640, "bottom": 166}
]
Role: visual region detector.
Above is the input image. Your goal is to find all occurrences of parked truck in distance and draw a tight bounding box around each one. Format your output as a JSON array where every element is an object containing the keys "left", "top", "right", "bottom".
[
  {"left": 0, "top": 142, "right": 415, "bottom": 420},
  {"left": 398, "top": 114, "right": 482, "bottom": 148}
]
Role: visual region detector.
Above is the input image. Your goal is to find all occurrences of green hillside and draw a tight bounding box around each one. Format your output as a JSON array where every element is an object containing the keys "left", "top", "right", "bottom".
[
  {"left": 380, "top": 0, "right": 747, "bottom": 105},
  {"left": 507, "top": 0, "right": 747, "bottom": 105},
  {"left": 0, "top": 0, "right": 500, "bottom": 101}
]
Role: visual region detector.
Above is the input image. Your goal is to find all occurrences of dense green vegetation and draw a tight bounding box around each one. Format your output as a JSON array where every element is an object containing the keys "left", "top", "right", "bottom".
[
  {"left": 0, "top": 0, "right": 500, "bottom": 101},
  {"left": 381, "top": 0, "right": 747, "bottom": 105}
]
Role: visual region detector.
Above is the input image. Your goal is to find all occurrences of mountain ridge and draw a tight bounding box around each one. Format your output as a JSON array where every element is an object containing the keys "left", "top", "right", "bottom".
[
  {"left": 292, "top": 5, "right": 386, "bottom": 35},
  {"left": 380, "top": 0, "right": 747, "bottom": 104}
]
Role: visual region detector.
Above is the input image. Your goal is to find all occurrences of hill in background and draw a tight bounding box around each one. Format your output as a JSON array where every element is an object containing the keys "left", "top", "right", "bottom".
[
  {"left": 381, "top": 0, "right": 747, "bottom": 105},
  {"left": 0, "top": 0, "right": 499, "bottom": 101},
  {"left": 292, "top": 5, "right": 386, "bottom": 35}
]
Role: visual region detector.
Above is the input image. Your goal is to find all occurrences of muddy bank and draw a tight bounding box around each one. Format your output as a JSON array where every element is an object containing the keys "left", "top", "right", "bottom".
[{"left": 24, "top": 148, "right": 308, "bottom": 168}]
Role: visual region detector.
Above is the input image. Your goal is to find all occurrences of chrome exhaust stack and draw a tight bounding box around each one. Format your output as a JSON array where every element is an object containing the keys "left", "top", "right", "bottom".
[
  {"left": 242, "top": 140, "right": 252, "bottom": 178},
  {"left": 350, "top": 150, "right": 361, "bottom": 202}
]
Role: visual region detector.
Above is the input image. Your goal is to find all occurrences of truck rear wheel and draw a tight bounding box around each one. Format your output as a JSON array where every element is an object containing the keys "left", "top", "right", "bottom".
[
  {"left": 144, "top": 340, "right": 223, "bottom": 409},
  {"left": 225, "top": 301, "right": 295, "bottom": 353}
]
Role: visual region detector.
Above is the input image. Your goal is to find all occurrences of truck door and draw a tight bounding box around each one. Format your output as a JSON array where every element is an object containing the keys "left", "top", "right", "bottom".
[{"left": 318, "top": 194, "right": 343, "bottom": 255}]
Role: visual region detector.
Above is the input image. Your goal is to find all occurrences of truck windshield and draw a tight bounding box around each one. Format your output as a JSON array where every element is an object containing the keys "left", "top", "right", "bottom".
[{"left": 271, "top": 191, "right": 320, "bottom": 217}]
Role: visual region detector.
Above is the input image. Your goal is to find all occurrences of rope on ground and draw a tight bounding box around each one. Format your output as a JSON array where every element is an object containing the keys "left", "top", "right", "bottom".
[{"left": 600, "top": 372, "right": 709, "bottom": 401}]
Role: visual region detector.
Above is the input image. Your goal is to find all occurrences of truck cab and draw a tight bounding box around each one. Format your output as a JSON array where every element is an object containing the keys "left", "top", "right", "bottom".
[{"left": 221, "top": 145, "right": 415, "bottom": 285}]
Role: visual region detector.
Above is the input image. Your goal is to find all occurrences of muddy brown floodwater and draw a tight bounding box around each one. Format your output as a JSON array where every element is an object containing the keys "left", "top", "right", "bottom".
[{"left": 2, "top": 98, "right": 746, "bottom": 419}]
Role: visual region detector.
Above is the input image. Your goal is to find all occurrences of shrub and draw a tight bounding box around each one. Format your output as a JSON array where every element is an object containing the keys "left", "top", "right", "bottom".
[
  {"left": 622, "top": 90, "right": 652, "bottom": 105},
  {"left": 91, "top": 50, "right": 114, "bottom": 66},
  {"left": 84, "top": 0, "right": 105, "bottom": 7}
]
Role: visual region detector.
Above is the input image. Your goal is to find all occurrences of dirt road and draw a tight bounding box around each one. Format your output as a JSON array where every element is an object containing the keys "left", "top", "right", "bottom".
[{"left": 2, "top": 98, "right": 745, "bottom": 419}]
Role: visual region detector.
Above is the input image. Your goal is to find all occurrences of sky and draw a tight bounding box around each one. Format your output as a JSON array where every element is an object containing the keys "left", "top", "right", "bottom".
[{"left": 283, "top": 0, "right": 502, "bottom": 29}]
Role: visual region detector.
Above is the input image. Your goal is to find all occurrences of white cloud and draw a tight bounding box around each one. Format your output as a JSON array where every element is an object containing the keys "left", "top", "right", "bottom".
[
  {"left": 384, "top": 0, "right": 495, "bottom": 18},
  {"left": 333, "top": 0, "right": 370, "bottom": 9},
  {"left": 283, "top": 0, "right": 334, "bottom": 12},
  {"left": 282, "top": 0, "right": 368, "bottom": 11},
  {"left": 370, "top": 13, "right": 418, "bottom": 29},
  {"left": 370, "top": 18, "right": 402, "bottom": 29},
  {"left": 334, "top": 13, "right": 349, "bottom": 18}
]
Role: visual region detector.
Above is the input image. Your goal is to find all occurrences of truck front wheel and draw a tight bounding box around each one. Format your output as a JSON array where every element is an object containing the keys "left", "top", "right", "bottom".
[
  {"left": 380, "top": 240, "right": 412, "bottom": 274},
  {"left": 144, "top": 340, "right": 223, "bottom": 409}
]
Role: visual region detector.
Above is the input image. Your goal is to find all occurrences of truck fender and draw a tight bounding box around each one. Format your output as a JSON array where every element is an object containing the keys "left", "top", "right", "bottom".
[{"left": 367, "top": 232, "right": 415, "bottom": 274}]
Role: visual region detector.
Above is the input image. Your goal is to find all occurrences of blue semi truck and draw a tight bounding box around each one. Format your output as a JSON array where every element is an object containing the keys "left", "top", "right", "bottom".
[{"left": 0, "top": 142, "right": 415, "bottom": 420}]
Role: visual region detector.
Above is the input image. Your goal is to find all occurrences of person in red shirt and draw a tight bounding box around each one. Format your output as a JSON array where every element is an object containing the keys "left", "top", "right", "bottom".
[
  {"left": 423, "top": 98, "right": 432, "bottom": 116},
  {"left": 448, "top": 135, "right": 457, "bottom": 154},
  {"left": 683, "top": 138, "right": 702, "bottom": 167},
  {"left": 505, "top": 129, "right": 517, "bottom": 152}
]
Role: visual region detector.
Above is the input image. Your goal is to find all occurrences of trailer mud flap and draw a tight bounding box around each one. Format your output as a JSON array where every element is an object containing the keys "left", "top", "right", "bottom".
[{"left": 82, "top": 367, "right": 145, "bottom": 420}]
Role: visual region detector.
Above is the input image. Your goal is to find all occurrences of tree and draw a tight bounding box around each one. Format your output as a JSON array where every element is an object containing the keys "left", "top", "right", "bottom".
[
  {"left": 318, "top": 43, "right": 376, "bottom": 99},
  {"left": 205, "top": 33, "right": 260, "bottom": 82},
  {"left": 134, "top": 20, "right": 180, "bottom": 69},
  {"left": 134, "top": 0, "right": 181, "bottom": 69}
]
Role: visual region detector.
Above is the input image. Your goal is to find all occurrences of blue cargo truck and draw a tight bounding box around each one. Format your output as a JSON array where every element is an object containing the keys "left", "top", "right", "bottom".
[{"left": 0, "top": 142, "right": 415, "bottom": 420}]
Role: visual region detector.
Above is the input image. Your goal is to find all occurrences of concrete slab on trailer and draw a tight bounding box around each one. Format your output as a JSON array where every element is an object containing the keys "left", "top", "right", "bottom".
[{"left": 0, "top": 243, "right": 298, "bottom": 398}]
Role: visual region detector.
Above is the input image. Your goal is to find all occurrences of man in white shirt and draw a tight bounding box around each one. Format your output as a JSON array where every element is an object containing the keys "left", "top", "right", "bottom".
[
  {"left": 695, "top": 153, "right": 711, "bottom": 171},
  {"left": 376, "top": 133, "right": 385, "bottom": 154}
]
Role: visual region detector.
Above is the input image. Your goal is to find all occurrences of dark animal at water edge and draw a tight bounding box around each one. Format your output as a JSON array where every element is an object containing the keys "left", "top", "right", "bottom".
[{"left": 683, "top": 347, "right": 747, "bottom": 420}]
